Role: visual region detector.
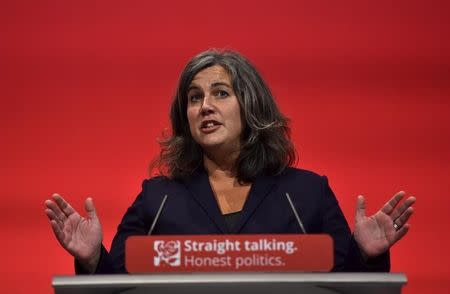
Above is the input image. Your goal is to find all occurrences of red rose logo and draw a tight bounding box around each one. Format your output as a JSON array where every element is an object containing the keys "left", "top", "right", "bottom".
[
  {"left": 157, "top": 241, "right": 179, "bottom": 258},
  {"left": 154, "top": 240, "right": 181, "bottom": 266}
]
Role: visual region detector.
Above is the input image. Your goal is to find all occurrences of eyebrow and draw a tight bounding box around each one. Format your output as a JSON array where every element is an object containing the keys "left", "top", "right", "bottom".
[
  {"left": 188, "top": 81, "right": 232, "bottom": 92},
  {"left": 210, "top": 82, "right": 231, "bottom": 88}
]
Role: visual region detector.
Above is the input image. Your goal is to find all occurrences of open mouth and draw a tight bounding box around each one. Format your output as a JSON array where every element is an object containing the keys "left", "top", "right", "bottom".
[{"left": 201, "top": 120, "right": 221, "bottom": 130}]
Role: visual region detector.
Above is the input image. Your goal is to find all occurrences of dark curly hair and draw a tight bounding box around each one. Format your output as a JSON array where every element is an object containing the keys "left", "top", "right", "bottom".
[{"left": 152, "top": 49, "right": 297, "bottom": 183}]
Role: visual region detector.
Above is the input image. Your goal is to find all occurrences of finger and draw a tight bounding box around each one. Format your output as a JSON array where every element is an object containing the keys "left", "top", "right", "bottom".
[
  {"left": 390, "top": 196, "right": 416, "bottom": 220},
  {"left": 84, "top": 197, "right": 98, "bottom": 220},
  {"left": 44, "top": 208, "right": 63, "bottom": 227},
  {"left": 355, "top": 195, "right": 366, "bottom": 223},
  {"left": 394, "top": 207, "right": 414, "bottom": 227},
  {"left": 394, "top": 223, "right": 410, "bottom": 243},
  {"left": 45, "top": 199, "right": 67, "bottom": 222},
  {"left": 52, "top": 193, "right": 76, "bottom": 217},
  {"left": 381, "top": 191, "right": 405, "bottom": 215},
  {"left": 49, "top": 219, "right": 65, "bottom": 243}
]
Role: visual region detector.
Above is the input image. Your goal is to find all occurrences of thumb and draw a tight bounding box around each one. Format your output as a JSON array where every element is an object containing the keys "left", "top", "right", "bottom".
[
  {"left": 355, "top": 195, "right": 366, "bottom": 223},
  {"left": 84, "top": 197, "right": 98, "bottom": 220}
]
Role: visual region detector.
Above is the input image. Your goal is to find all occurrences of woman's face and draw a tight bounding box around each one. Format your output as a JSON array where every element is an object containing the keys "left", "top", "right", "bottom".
[{"left": 186, "top": 65, "right": 243, "bottom": 154}]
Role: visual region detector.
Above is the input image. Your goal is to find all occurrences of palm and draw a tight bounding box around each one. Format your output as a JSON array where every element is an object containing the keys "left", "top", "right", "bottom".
[
  {"left": 353, "top": 192, "right": 415, "bottom": 258},
  {"left": 60, "top": 211, "right": 102, "bottom": 260},
  {"left": 354, "top": 211, "right": 396, "bottom": 257},
  {"left": 44, "top": 194, "right": 103, "bottom": 262}
]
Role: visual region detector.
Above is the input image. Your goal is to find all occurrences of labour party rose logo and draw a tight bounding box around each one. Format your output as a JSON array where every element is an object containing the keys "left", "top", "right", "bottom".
[{"left": 154, "top": 240, "right": 181, "bottom": 266}]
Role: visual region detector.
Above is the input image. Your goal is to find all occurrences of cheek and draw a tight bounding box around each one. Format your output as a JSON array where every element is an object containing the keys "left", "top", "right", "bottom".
[
  {"left": 186, "top": 108, "right": 196, "bottom": 130},
  {"left": 231, "top": 104, "right": 243, "bottom": 132},
  {"left": 186, "top": 110, "right": 202, "bottom": 143}
]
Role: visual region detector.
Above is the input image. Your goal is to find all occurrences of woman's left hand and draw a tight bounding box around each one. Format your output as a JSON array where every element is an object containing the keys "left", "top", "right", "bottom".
[{"left": 353, "top": 191, "right": 416, "bottom": 258}]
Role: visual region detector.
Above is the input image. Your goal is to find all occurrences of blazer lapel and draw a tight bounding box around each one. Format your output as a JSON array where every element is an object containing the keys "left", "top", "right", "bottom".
[
  {"left": 234, "top": 173, "right": 278, "bottom": 233},
  {"left": 183, "top": 168, "right": 228, "bottom": 233}
]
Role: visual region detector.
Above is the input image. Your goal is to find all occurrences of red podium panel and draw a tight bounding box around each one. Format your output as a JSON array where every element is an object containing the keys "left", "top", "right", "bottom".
[{"left": 126, "top": 234, "right": 333, "bottom": 273}]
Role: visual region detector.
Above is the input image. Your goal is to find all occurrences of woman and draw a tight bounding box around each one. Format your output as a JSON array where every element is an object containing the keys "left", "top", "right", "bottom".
[{"left": 44, "top": 50, "right": 415, "bottom": 274}]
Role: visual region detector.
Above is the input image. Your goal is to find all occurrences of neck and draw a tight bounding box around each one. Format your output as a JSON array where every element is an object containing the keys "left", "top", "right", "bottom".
[{"left": 203, "top": 151, "right": 239, "bottom": 180}]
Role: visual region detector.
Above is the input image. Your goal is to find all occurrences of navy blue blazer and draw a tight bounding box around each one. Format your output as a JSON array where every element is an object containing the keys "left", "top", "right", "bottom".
[{"left": 77, "top": 167, "right": 389, "bottom": 273}]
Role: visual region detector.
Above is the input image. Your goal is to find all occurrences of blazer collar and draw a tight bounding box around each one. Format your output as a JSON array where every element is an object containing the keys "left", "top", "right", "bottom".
[
  {"left": 184, "top": 167, "right": 278, "bottom": 234},
  {"left": 184, "top": 167, "right": 227, "bottom": 233},
  {"left": 234, "top": 173, "right": 278, "bottom": 233}
]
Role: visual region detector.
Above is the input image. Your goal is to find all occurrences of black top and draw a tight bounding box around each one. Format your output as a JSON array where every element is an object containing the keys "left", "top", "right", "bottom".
[{"left": 223, "top": 210, "right": 242, "bottom": 233}]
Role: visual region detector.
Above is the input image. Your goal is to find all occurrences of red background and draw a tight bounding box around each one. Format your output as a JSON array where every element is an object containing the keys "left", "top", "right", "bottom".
[{"left": 1, "top": 0, "right": 449, "bottom": 293}]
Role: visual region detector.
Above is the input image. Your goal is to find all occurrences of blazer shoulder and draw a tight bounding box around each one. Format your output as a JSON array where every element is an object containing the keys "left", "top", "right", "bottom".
[
  {"left": 140, "top": 175, "right": 187, "bottom": 196},
  {"left": 281, "top": 167, "right": 326, "bottom": 183}
]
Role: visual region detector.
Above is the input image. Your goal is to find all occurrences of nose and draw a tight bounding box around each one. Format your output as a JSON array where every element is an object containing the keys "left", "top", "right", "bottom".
[{"left": 200, "top": 95, "right": 214, "bottom": 115}]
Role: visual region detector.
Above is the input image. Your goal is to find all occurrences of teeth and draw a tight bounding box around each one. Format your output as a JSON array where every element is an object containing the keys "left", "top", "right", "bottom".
[{"left": 206, "top": 122, "right": 214, "bottom": 128}]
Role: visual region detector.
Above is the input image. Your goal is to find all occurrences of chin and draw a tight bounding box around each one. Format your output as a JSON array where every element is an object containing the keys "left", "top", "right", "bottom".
[
  {"left": 199, "top": 140, "right": 225, "bottom": 149},
  {"left": 195, "top": 134, "right": 224, "bottom": 147}
]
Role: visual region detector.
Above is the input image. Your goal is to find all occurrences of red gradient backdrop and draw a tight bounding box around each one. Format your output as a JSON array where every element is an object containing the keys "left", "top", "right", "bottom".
[{"left": 1, "top": 1, "right": 449, "bottom": 293}]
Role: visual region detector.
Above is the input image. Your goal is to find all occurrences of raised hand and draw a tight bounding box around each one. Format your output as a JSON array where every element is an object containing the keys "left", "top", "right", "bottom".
[
  {"left": 44, "top": 194, "right": 103, "bottom": 271},
  {"left": 353, "top": 191, "right": 416, "bottom": 258}
]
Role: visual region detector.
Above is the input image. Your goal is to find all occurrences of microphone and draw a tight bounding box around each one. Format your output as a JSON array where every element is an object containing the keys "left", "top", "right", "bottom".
[
  {"left": 147, "top": 194, "right": 168, "bottom": 235},
  {"left": 285, "top": 193, "right": 307, "bottom": 234}
]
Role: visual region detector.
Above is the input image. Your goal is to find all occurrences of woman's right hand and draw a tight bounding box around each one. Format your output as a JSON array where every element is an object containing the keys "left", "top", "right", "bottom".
[{"left": 44, "top": 194, "right": 103, "bottom": 272}]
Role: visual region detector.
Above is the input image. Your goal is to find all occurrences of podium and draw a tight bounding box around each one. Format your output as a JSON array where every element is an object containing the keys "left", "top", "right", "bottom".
[{"left": 52, "top": 273, "right": 407, "bottom": 294}]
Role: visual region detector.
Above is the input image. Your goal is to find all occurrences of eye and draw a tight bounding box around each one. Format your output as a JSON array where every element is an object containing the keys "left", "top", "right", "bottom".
[
  {"left": 189, "top": 93, "right": 202, "bottom": 102},
  {"left": 215, "top": 90, "right": 229, "bottom": 98}
]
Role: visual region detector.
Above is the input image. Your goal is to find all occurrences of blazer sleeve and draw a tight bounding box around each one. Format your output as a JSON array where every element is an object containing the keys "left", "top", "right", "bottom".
[
  {"left": 75, "top": 180, "right": 152, "bottom": 274},
  {"left": 320, "top": 176, "right": 390, "bottom": 272}
]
